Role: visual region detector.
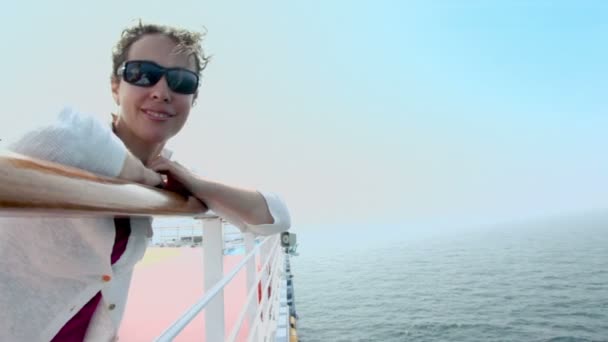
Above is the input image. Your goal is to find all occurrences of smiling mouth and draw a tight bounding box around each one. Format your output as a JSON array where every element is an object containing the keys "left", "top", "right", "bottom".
[{"left": 142, "top": 109, "right": 174, "bottom": 121}]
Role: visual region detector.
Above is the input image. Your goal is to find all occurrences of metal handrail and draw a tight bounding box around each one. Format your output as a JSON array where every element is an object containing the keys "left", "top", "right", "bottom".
[
  {"left": 259, "top": 249, "right": 286, "bottom": 341},
  {"left": 0, "top": 152, "right": 208, "bottom": 217},
  {"left": 154, "top": 236, "right": 277, "bottom": 341},
  {"left": 247, "top": 241, "right": 283, "bottom": 342},
  {"left": 227, "top": 236, "right": 282, "bottom": 342},
  {"left": 0, "top": 152, "right": 287, "bottom": 342}
]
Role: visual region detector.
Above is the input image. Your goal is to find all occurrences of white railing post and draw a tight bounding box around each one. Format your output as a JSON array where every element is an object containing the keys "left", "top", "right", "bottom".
[
  {"left": 266, "top": 237, "right": 282, "bottom": 341},
  {"left": 260, "top": 235, "right": 270, "bottom": 294},
  {"left": 203, "top": 217, "right": 225, "bottom": 342},
  {"left": 244, "top": 232, "right": 259, "bottom": 341},
  {"left": 246, "top": 237, "right": 283, "bottom": 342},
  {"left": 260, "top": 236, "right": 274, "bottom": 342}
]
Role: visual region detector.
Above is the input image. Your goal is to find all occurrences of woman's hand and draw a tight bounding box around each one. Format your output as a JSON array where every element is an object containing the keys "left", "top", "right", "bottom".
[
  {"left": 118, "top": 152, "right": 163, "bottom": 187},
  {"left": 147, "top": 156, "right": 275, "bottom": 226},
  {"left": 146, "top": 155, "right": 198, "bottom": 193},
  {"left": 146, "top": 155, "right": 209, "bottom": 212}
]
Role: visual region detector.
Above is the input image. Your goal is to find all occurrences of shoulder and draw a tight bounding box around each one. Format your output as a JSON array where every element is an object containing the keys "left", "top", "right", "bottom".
[
  {"left": 53, "top": 107, "right": 116, "bottom": 136},
  {"left": 7, "top": 106, "right": 127, "bottom": 177},
  {"left": 7, "top": 106, "right": 110, "bottom": 153},
  {"left": 8, "top": 106, "right": 108, "bottom": 145}
]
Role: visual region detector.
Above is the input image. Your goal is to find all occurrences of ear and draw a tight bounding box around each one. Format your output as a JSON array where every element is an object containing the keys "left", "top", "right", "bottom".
[{"left": 111, "top": 78, "right": 120, "bottom": 105}]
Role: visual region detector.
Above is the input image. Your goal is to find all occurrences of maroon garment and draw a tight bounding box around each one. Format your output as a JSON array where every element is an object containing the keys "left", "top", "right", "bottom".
[
  {"left": 111, "top": 218, "right": 132, "bottom": 264},
  {"left": 51, "top": 218, "right": 131, "bottom": 341}
]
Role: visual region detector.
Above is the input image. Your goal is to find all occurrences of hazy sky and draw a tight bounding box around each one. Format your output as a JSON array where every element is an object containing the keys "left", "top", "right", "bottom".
[{"left": 1, "top": 1, "right": 606, "bottom": 229}]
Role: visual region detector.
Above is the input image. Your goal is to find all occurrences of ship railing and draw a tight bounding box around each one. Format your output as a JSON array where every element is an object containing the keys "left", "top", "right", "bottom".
[{"left": 0, "top": 152, "right": 286, "bottom": 342}]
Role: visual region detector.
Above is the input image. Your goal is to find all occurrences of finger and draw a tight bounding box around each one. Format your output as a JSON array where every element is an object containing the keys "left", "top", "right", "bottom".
[
  {"left": 145, "top": 156, "right": 162, "bottom": 169},
  {"left": 142, "top": 168, "right": 164, "bottom": 187},
  {"left": 146, "top": 155, "right": 170, "bottom": 168},
  {"left": 148, "top": 159, "right": 172, "bottom": 173}
]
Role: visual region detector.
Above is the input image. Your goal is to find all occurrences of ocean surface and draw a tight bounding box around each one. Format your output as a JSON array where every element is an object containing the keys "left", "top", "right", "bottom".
[{"left": 290, "top": 214, "right": 608, "bottom": 342}]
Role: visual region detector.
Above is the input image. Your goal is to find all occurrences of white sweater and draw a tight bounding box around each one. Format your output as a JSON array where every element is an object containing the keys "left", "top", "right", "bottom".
[{"left": 0, "top": 107, "right": 291, "bottom": 342}]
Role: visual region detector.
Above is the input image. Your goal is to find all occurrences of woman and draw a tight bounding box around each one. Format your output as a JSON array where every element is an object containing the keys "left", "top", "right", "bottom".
[{"left": 0, "top": 22, "right": 290, "bottom": 341}]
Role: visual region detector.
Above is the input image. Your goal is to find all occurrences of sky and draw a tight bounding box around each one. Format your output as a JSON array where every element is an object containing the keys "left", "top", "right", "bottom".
[{"left": 1, "top": 1, "right": 607, "bottom": 230}]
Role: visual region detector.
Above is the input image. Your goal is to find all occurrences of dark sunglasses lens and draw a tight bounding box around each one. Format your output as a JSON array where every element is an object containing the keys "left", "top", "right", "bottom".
[
  {"left": 124, "top": 62, "right": 163, "bottom": 86},
  {"left": 166, "top": 70, "right": 198, "bottom": 94}
]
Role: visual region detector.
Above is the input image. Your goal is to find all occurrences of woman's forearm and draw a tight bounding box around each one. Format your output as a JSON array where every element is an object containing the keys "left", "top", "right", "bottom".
[
  {"left": 145, "top": 156, "right": 277, "bottom": 226},
  {"left": 192, "top": 178, "right": 274, "bottom": 226}
]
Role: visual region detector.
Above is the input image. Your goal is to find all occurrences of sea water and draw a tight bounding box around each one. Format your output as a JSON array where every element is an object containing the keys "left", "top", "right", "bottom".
[{"left": 291, "top": 214, "right": 608, "bottom": 341}]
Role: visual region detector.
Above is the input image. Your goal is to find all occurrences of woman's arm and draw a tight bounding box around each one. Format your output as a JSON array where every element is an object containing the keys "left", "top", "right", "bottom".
[
  {"left": 191, "top": 179, "right": 274, "bottom": 225},
  {"left": 147, "top": 156, "right": 291, "bottom": 235}
]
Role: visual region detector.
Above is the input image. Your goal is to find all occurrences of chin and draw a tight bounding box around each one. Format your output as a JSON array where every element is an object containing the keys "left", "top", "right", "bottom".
[{"left": 139, "top": 131, "right": 172, "bottom": 144}]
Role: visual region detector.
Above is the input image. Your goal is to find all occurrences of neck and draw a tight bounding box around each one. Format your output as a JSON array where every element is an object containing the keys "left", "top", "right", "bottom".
[{"left": 112, "top": 114, "right": 164, "bottom": 164}]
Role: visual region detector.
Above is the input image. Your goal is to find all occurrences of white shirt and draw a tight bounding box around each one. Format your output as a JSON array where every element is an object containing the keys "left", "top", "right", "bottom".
[{"left": 0, "top": 107, "right": 291, "bottom": 342}]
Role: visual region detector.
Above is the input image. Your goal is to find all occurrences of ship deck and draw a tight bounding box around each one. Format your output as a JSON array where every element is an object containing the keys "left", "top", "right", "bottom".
[{"left": 118, "top": 247, "right": 252, "bottom": 342}]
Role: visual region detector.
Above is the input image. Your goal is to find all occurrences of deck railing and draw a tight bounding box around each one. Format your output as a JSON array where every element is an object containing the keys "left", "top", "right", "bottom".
[{"left": 0, "top": 152, "right": 287, "bottom": 342}]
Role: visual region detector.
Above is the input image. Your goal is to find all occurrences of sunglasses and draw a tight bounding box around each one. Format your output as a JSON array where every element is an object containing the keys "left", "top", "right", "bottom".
[{"left": 118, "top": 60, "right": 199, "bottom": 95}]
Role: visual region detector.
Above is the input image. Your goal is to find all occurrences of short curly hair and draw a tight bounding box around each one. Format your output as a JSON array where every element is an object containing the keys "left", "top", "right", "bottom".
[{"left": 111, "top": 21, "right": 210, "bottom": 93}]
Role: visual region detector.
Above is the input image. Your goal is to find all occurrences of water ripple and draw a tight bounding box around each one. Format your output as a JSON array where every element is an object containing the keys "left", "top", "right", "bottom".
[{"left": 293, "top": 223, "right": 608, "bottom": 341}]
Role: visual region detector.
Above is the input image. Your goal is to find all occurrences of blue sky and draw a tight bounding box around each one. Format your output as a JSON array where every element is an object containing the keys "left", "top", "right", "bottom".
[{"left": 1, "top": 1, "right": 606, "bottom": 229}]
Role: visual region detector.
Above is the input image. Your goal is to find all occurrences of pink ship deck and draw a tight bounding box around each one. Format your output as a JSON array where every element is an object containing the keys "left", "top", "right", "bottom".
[{"left": 118, "top": 247, "right": 253, "bottom": 342}]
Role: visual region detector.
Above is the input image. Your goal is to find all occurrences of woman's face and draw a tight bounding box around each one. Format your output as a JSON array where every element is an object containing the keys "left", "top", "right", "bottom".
[{"left": 111, "top": 34, "right": 197, "bottom": 144}]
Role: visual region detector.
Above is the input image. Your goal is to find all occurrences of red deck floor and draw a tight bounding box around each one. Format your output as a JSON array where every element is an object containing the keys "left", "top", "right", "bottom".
[{"left": 118, "top": 247, "right": 252, "bottom": 342}]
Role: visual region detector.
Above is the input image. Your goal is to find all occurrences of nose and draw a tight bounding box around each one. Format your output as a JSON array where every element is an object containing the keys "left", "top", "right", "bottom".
[{"left": 150, "top": 76, "right": 171, "bottom": 103}]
